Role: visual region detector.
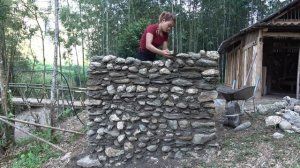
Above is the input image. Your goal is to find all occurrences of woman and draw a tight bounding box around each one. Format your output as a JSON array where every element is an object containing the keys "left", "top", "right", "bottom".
[{"left": 137, "top": 12, "right": 176, "bottom": 61}]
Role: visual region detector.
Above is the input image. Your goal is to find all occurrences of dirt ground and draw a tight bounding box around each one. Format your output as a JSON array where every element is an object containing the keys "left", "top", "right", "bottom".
[{"left": 2, "top": 95, "right": 300, "bottom": 168}]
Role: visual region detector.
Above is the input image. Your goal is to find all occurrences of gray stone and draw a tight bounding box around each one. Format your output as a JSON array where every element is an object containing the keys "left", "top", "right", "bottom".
[
  {"left": 139, "top": 124, "right": 147, "bottom": 132},
  {"left": 160, "top": 86, "right": 170, "bottom": 93},
  {"left": 162, "top": 146, "right": 171, "bottom": 152},
  {"left": 128, "top": 66, "right": 138, "bottom": 72},
  {"left": 165, "top": 59, "right": 173, "bottom": 67},
  {"left": 196, "top": 59, "right": 217, "bottom": 67},
  {"left": 172, "top": 79, "right": 193, "bottom": 87},
  {"left": 192, "top": 133, "right": 216, "bottom": 145},
  {"left": 113, "top": 79, "right": 130, "bottom": 84},
  {"left": 195, "top": 81, "right": 216, "bottom": 90},
  {"left": 124, "top": 142, "right": 134, "bottom": 151},
  {"left": 160, "top": 68, "right": 171, "bottom": 75},
  {"left": 257, "top": 101, "right": 287, "bottom": 114},
  {"left": 87, "top": 130, "right": 95, "bottom": 136},
  {"left": 106, "top": 63, "right": 114, "bottom": 70},
  {"left": 167, "top": 120, "right": 178, "bottom": 130},
  {"left": 97, "top": 128, "right": 106, "bottom": 135},
  {"left": 163, "top": 114, "right": 184, "bottom": 119},
  {"left": 107, "top": 85, "right": 116, "bottom": 95},
  {"left": 137, "top": 85, "right": 146, "bottom": 92},
  {"left": 138, "top": 143, "right": 147, "bottom": 148},
  {"left": 234, "top": 121, "right": 251, "bottom": 131},
  {"left": 85, "top": 99, "right": 102, "bottom": 106},
  {"left": 294, "top": 105, "right": 300, "bottom": 113},
  {"left": 146, "top": 145, "right": 158, "bottom": 152},
  {"left": 117, "top": 134, "right": 126, "bottom": 143},
  {"left": 153, "top": 60, "right": 164, "bottom": 66},
  {"left": 105, "top": 147, "right": 125, "bottom": 157},
  {"left": 105, "top": 129, "right": 120, "bottom": 137},
  {"left": 117, "top": 121, "right": 125, "bottom": 130},
  {"left": 139, "top": 136, "right": 150, "bottom": 142},
  {"left": 147, "top": 87, "right": 159, "bottom": 93},
  {"left": 171, "top": 86, "right": 184, "bottom": 94},
  {"left": 146, "top": 100, "right": 162, "bottom": 106},
  {"left": 282, "top": 110, "right": 299, "bottom": 122},
  {"left": 77, "top": 155, "right": 101, "bottom": 168},
  {"left": 149, "top": 73, "right": 160, "bottom": 79},
  {"left": 198, "top": 91, "right": 218, "bottom": 103},
  {"left": 201, "top": 69, "right": 219, "bottom": 77},
  {"left": 186, "top": 59, "right": 195, "bottom": 66},
  {"left": 126, "top": 85, "right": 136, "bottom": 92},
  {"left": 176, "top": 103, "right": 188, "bottom": 109},
  {"left": 164, "top": 100, "right": 175, "bottom": 107},
  {"left": 189, "top": 103, "right": 201, "bottom": 109},
  {"left": 159, "top": 124, "right": 168, "bottom": 129},
  {"left": 103, "top": 55, "right": 117, "bottom": 62},
  {"left": 273, "top": 132, "right": 284, "bottom": 139},
  {"left": 149, "top": 68, "right": 158, "bottom": 73},
  {"left": 109, "top": 72, "right": 126, "bottom": 77},
  {"left": 179, "top": 120, "right": 190, "bottom": 128},
  {"left": 206, "top": 51, "right": 219, "bottom": 60},
  {"left": 109, "top": 114, "right": 120, "bottom": 122},
  {"left": 160, "top": 93, "right": 169, "bottom": 99},
  {"left": 139, "top": 68, "right": 148, "bottom": 75},
  {"left": 115, "top": 57, "right": 126, "bottom": 64},
  {"left": 279, "top": 120, "right": 292, "bottom": 131},
  {"left": 186, "top": 88, "right": 198, "bottom": 94},
  {"left": 174, "top": 151, "right": 183, "bottom": 159}
]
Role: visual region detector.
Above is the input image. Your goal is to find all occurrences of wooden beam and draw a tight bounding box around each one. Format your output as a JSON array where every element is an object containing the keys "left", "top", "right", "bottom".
[
  {"left": 263, "top": 32, "right": 300, "bottom": 38},
  {"left": 297, "top": 46, "right": 300, "bottom": 99},
  {"left": 243, "top": 41, "right": 257, "bottom": 50},
  {"left": 256, "top": 30, "right": 263, "bottom": 98}
]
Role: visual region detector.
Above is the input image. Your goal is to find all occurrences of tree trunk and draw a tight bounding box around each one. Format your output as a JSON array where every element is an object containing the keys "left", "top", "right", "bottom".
[
  {"left": 0, "top": 20, "right": 14, "bottom": 146},
  {"left": 50, "top": 0, "right": 60, "bottom": 133}
]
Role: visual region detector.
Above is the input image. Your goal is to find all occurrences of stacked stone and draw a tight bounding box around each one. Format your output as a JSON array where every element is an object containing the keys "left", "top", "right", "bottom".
[{"left": 85, "top": 50, "right": 220, "bottom": 166}]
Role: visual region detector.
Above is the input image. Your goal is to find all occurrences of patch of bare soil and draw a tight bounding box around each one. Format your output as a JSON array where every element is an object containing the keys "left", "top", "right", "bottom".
[{"left": 3, "top": 95, "right": 300, "bottom": 168}]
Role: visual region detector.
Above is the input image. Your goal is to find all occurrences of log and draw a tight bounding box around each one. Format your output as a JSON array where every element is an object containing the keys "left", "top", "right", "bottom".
[{"left": 0, "top": 115, "right": 84, "bottom": 135}]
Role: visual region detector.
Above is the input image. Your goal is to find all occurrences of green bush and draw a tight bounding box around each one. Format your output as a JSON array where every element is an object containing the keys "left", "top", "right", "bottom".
[
  {"left": 116, "top": 19, "right": 150, "bottom": 58},
  {"left": 13, "top": 130, "right": 61, "bottom": 168}
]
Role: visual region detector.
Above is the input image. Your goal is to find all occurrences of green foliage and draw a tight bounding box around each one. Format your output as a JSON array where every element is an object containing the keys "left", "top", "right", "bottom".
[
  {"left": 116, "top": 19, "right": 150, "bottom": 58},
  {"left": 13, "top": 129, "right": 61, "bottom": 168},
  {"left": 57, "top": 108, "right": 73, "bottom": 121}
]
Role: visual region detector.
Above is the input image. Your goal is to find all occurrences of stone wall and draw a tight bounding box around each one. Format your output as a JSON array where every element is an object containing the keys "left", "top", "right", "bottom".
[{"left": 85, "top": 51, "right": 220, "bottom": 166}]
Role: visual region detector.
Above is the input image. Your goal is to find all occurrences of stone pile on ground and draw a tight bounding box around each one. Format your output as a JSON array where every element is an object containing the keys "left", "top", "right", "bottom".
[{"left": 257, "top": 96, "right": 300, "bottom": 138}]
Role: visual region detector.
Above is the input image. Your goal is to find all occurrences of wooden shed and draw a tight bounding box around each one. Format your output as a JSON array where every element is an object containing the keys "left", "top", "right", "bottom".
[{"left": 218, "top": 0, "right": 300, "bottom": 98}]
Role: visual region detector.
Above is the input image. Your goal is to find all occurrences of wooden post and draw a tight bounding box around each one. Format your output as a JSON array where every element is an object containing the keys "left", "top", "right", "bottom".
[
  {"left": 297, "top": 46, "right": 300, "bottom": 99},
  {"left": 255, "top": 30, "right": 263, "bottom": 98}
]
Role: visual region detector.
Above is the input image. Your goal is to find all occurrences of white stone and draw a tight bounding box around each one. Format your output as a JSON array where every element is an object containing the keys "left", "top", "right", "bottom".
[
  {"left": 294, "top": 106, "right": 300, "bottom": 113},
  {"left": 136, "top": 85, "right": 146, "bottom": 92},
  {"left": 171, "top": 86, "right": 184, "bottom": 94},
  {"left": 109, "top": 114, "right": 120, "bottom": 122},
  {"left": 105, "top": 147, "right": 124, "bottom": 157},
  {"left": 117, "top": 121, "right": 125, "bottom": 130},
  {"left": 77, "top": 155, "right": 101, "bottom": 167},
  {"left": 117, "top": 134, "right": 126, "bottom": 143},
  {"left": 265, "top": 116, "right": 283, "bottom": 126},
  {"left": 273, "top": 132, "right": 284, "bottom": 139},
  {"left": 186, "top": 88, "right": 198, "bottom": 94},
  {"left": 159, "top": 68, "right": 171, "bottom": 75},
  {"left": 117, "top": 85, "right": 126, "bottom": 92}
]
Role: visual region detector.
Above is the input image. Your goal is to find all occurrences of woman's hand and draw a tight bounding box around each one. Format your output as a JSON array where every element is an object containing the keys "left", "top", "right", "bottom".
[{"left": 161, "top": 49, "right": 173, "bottom": 59}]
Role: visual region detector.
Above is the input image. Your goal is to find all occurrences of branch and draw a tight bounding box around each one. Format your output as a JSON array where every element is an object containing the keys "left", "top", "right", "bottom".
[
  {"left": 0, "top": 115, "right": 84, "bottom": 135},
  {"left": 0, "top": 117, "right": 67, "bottom": 153}
]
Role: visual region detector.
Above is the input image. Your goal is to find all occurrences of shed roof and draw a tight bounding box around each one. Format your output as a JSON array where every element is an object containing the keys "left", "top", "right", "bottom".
[{"left": 218, "top": 0, "right": 300, "bottom": 53}]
